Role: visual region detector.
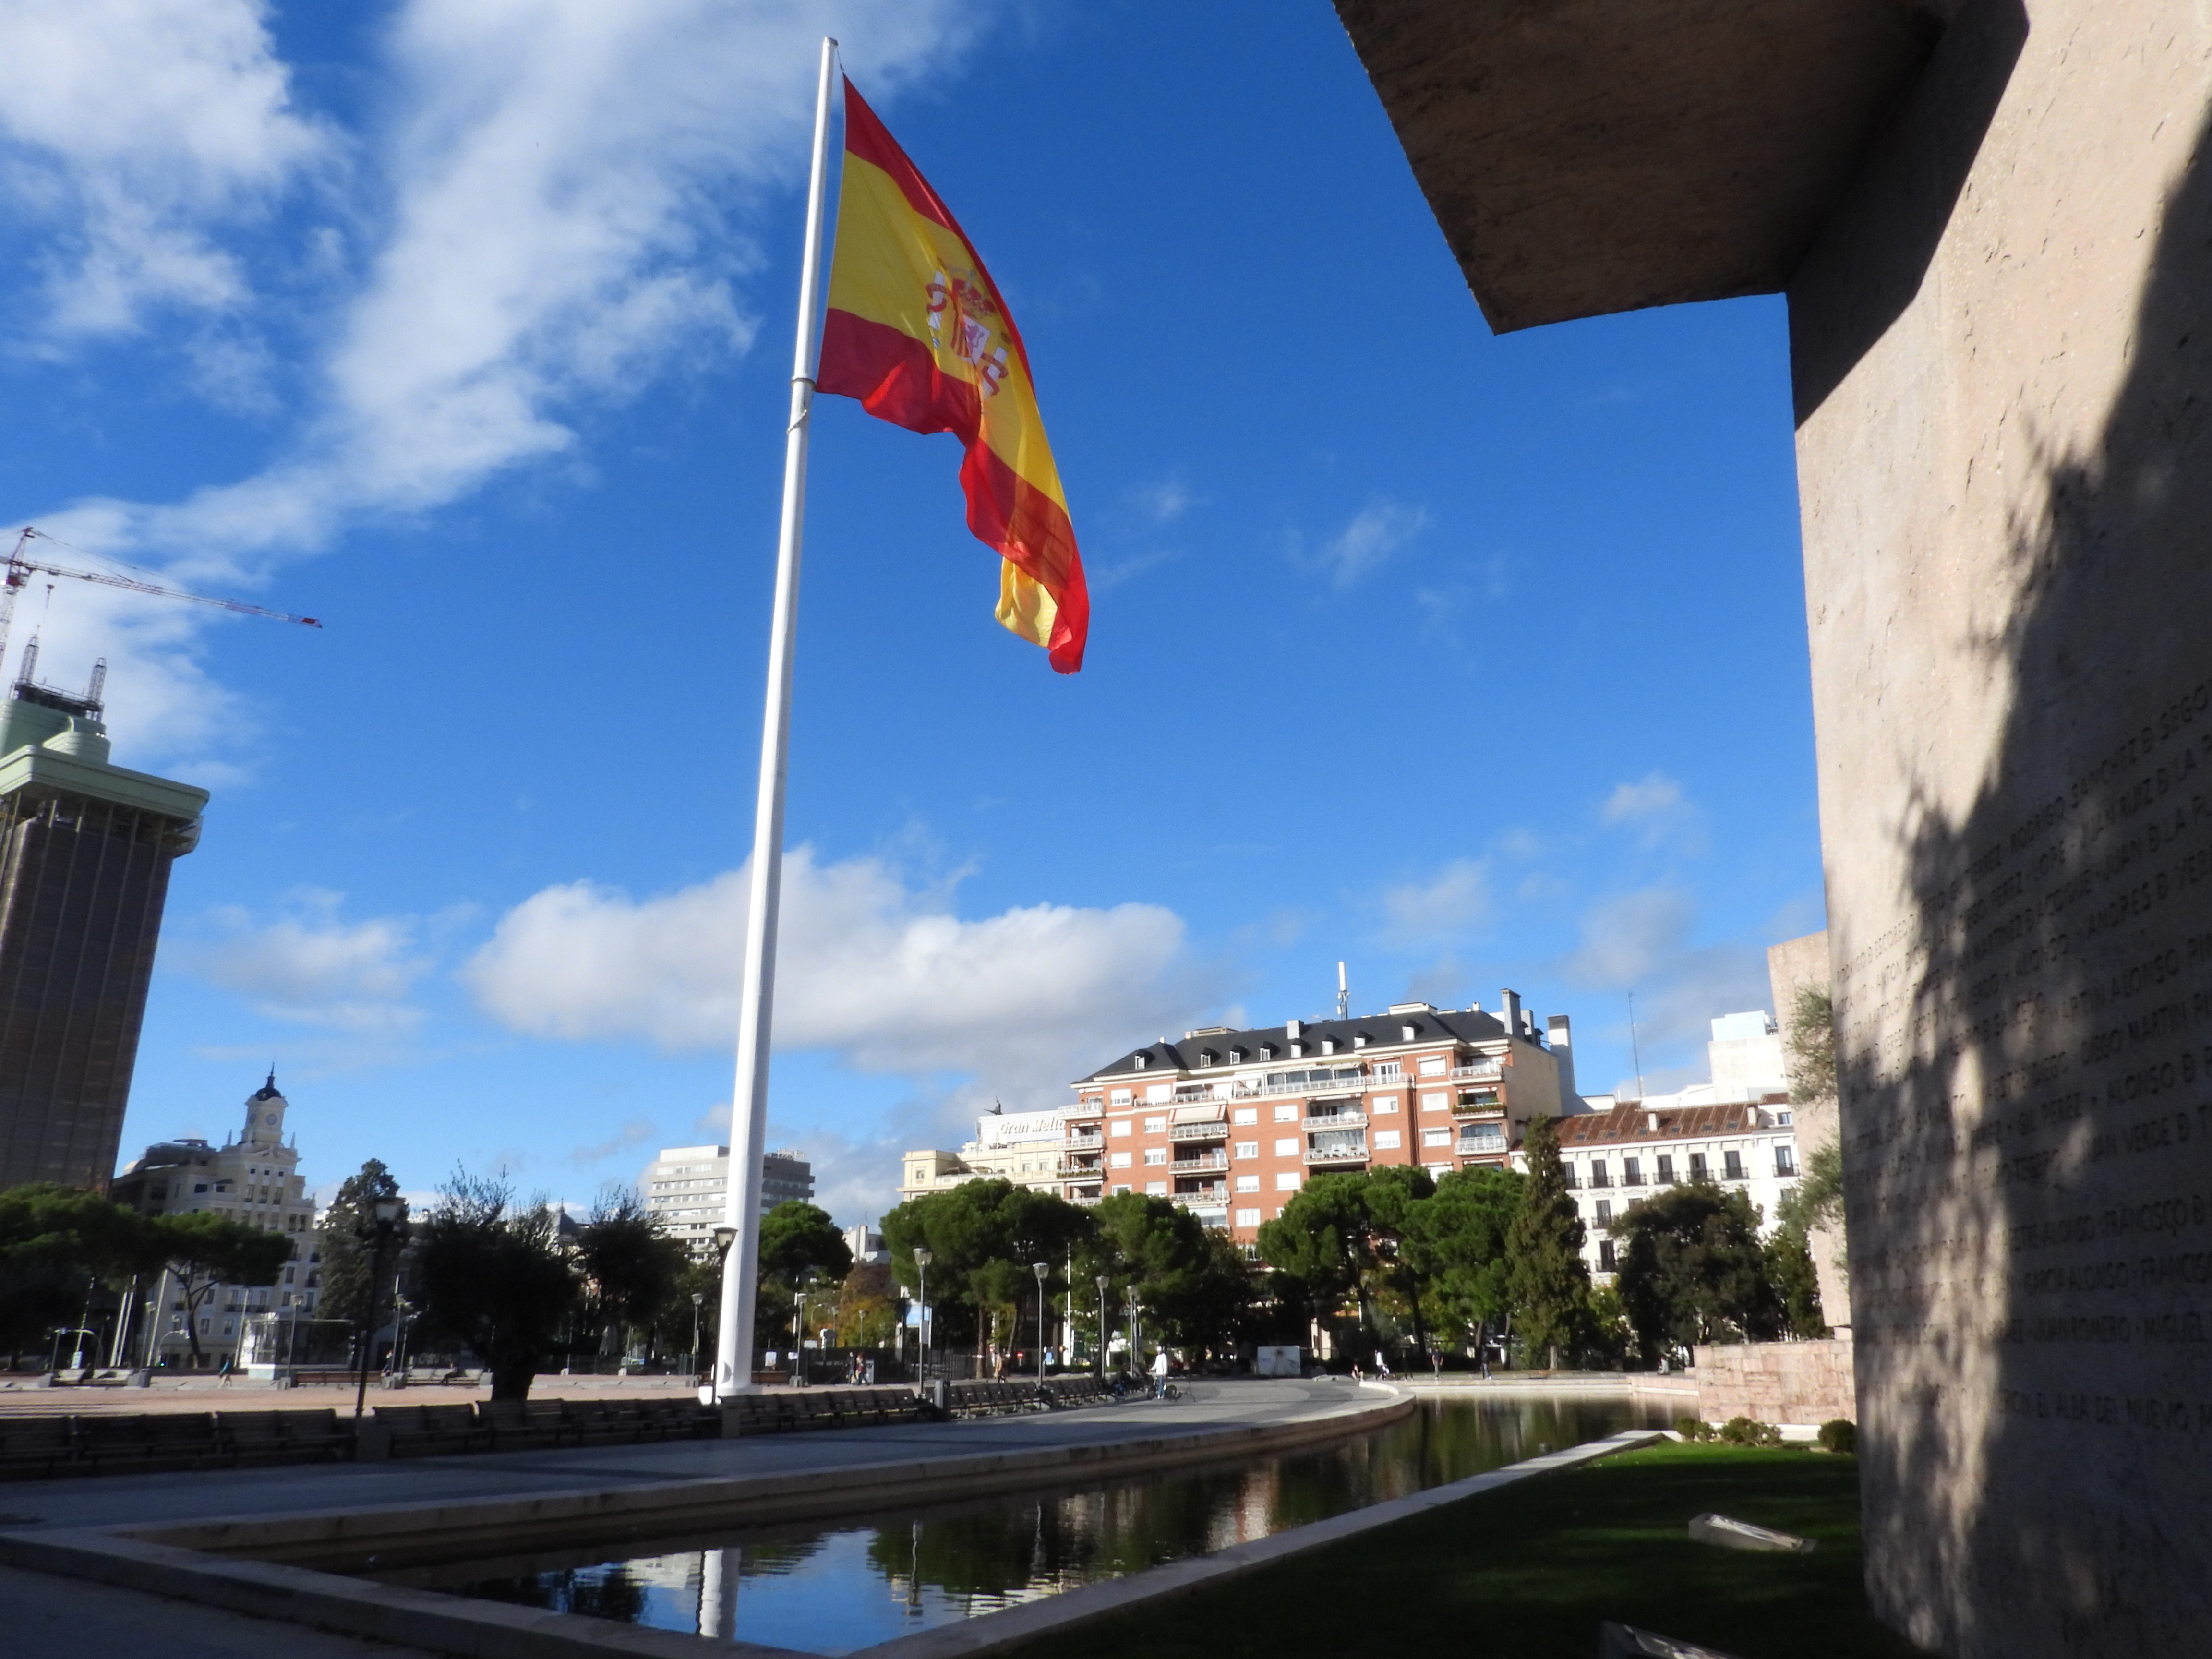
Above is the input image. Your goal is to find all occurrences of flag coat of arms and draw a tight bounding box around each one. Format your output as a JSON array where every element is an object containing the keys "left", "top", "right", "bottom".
[{"left": 818, "top": 79, "right": 1089, "bottom": 674}]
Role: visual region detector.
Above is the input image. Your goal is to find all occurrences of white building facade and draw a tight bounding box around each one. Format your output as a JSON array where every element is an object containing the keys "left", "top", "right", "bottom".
[
  {"left": 898, "top": 1107, "right": 1070, "bottom": 1203},
  {"left": 108, "top": 1073, "right": 323, "bottom": 1371},
  {"left": 640, "top": 1144, "right": 815, "bottom": 1257}
]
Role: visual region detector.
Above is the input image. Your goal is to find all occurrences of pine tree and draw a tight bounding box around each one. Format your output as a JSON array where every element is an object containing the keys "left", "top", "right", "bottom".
[{"left": 1505, "top": 1113, "right": 1589, "bottom": 1369}]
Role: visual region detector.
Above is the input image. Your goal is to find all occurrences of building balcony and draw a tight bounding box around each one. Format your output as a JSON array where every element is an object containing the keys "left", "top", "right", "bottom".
[
  {"left": 1171, "top": 1151, "right": 1228, "bottom": 1172},
  {"left": 1058, "top": 1155, "right": 1105, "bottom": 1176},
  {"left": 1451, "top": 1059, "right": 1504, "bottom": 1081},
  {"left": 1451, "top": 1094, "right": 1504, "bottom": 1118},
  {"left": 1065, "top": 1130, "right": 1104, "bottom": 1149},
  {"left": 1174, "top": 1181, "right": 1229, "bottom": 1201},
  {"left": 1168, "top": 1119, "right": 1229, "bottom": 1142},
  {"left": 1303, "top": 1109, "right": 1367, "bottom": 1129},
  {"left": 1305, "top": 1142, "right": 1370, "bottom": 1165},
  {"left": 1069, "top": 1189, "right": 1103, "bottom": 1206}
]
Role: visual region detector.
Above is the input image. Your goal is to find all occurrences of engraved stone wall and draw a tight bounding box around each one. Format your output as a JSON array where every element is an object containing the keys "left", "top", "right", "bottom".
[{"left": 1788, "top": 3, "right": 2212, "bottom": 1654}]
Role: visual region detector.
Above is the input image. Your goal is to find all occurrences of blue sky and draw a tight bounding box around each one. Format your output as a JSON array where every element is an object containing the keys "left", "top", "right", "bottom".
[{"left": 0, "top": 0, "right": 1820, "bottom": 1225}]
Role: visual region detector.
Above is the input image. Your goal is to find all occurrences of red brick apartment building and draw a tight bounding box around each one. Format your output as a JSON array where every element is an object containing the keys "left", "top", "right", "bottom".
[{"left": 1062, "top": 992, "right": 1579, "bottom": 1244}]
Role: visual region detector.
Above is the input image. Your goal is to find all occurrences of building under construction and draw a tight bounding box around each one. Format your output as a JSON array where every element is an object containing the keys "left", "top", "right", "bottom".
[{"left": 0, "top": 656, "right": 207, "bottom": 1191}]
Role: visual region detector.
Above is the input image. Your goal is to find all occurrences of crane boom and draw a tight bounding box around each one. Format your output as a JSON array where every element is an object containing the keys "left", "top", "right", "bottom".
[{"left": 1, "top": 526, "right": 321, "bottom": 693}]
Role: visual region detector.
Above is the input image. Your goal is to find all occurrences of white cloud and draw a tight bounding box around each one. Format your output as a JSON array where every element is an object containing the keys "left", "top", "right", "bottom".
[
  {"left": 463, "top": 846, "right": 1222, "bottom": 1110},
  {"left": 1378, "top": 857, "right": 1490, "bottom": 945},
  {"left": 189, "top": 890, "right": 429, "bottom": 1033},
  {"left": 0, "top": 0, "right": 324, "bottom": 337},
  {"left": 1128, "top": 477, "right": 1191, "bottom": 524},
  {"left": 1307, "top": 498, "right": 1430, "bottom": 588},
  {"left": 7, "top": 0, "right": 982, "bottom": 759},
  {"left": 1557, "top": 886, "right": 1768, "bottom": 1074},
  {"left": 1601, "top": 772, "right": 1684, "bottom": 825},
  {"left": 567, "top": 1118, "right": 657, "bottom": 1170},
  {"left": 1599, "top": 770, "right": 1705, "bottom": 852}
]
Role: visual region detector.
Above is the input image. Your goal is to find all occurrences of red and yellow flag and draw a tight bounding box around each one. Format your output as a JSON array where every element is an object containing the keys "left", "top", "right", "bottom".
[{"left": 818, "top": 79, "right": 1089, "bottom": 674}]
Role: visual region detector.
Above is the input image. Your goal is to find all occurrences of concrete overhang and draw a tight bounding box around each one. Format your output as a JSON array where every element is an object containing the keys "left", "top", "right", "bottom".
[
  {"left": 0, "top": 745, "right": 210, "bottom": 824},
  {"left": 1332, "top": 0, "right": 1953, "bottom": 332}
]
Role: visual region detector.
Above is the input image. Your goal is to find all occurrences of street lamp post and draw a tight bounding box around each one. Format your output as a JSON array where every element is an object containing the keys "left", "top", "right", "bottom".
[
  {"left": 690, "top": 1291, "right": 706, "bottom": 1380},
  {"left": 352, "top": 1196, "right": 407, "bottom": 1425},
  {"left": 1032, "top": 1262, "right": 1048, "bottom": 1384},
  {"left": 1094, "top": 1274, "right": 1110, "bottom": 1381},
  {"left": 912, "top": 1248, "right": 932, "bottom": 1383}
]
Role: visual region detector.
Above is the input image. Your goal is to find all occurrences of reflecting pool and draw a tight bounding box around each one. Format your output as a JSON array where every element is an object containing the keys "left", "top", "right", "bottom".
[{"left": 371, "top": 1392, "right": 1669, "bottom": 1654}]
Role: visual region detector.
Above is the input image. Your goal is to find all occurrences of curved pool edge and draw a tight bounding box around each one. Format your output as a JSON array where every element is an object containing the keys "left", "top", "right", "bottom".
[
  {"left": 0, "top": 1382, "right": 1417, "bottom": 1659},
  {"left": 841, "top": 1426, "right": 1671, "bottom": 1659}
]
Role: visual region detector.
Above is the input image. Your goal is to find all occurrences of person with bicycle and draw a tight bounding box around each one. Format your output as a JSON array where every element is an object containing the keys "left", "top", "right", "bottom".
[{"left": 1150, "top": 1347, "right": 1171, "bottom": 1399}]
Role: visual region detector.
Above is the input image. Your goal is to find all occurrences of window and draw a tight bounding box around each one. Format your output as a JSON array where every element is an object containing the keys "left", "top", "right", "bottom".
[
  {"left": 1235, "top": 1175, "right": 1260, "bottom": 1193},
  {"left": 1561, "top": 1163, "right": 1579, "bottom": 1189},
  {"left": 193, "top": 1182, "right": 209, "bottom": 1194},
  {"left": 1774, "top": 1145, "right": 1798, "bottom": 1177},
  {"left": 1235, "top": 1208, "right": 1262, "bottom": 1227},
  {"left": 1109, "top": 1152, "right": 1133, "bottom": 1169},
  {"left": 1274, "top": 1137, "right": 1300, "bottom": 1156},
  {"left": 1623, "top": 1157, "right": 1643, "bottom": 1186},
  {"left": 1145, "top": 1181, "right": 1167, "bottom": 1195},
  {"left": 1422, "top": 1128, "right": 1451, "bottom": 1148},
  {"left": 1114, "top": 1184, "right": 1132, "bottom": 1195},
  {"left": 1275, "top": 1172, "right": 1301, "bottom": 1191},
  {"left": 1420, "top": 1093, "right": 1447, "bottom": 1112},
  {"left": 1373, "top": 1061, "right": 1402, "bottom": 1078},
  {"left": 1143, "top": 1147, "right": 1167, "bottom": 1166},
  {"left": 1143, "top": 1116, "right": 1167, "bottom": 1133},
  {"left": 1424, "top": 1163, "right": 1451, "bottom": 1178},
  {"left": 1274, "top": 1104, "right": 1299, "bottom": 1121},
  {"left": 1371, "top": 1095, "right": 1400, "bottom": 1113},
  {"left": 1657, "top": 1154, "right": 1675, "bottom": 1184},
  {"left": 1373, "top": 1130, "right": 1402, "bottom": 1150},
  {"left": 1589, "top": 1159, "right": 1610, "bottom": 1188},
  {"left": 1418, "top": 1057, "right": 1448, "bottom": 1076},
  {"left": 1146, "top": 1084, "right": 1172, "bottom": 1103},
  {"left": 1111, "top": 1119, "right": 1132, "bottom": 1137},
  {"left": 1235, "top": 1141, "right": 1259, "bottom": 1160},
  {"left": 1776, "top": 1109, "right": 1794, "bottom": 1126},
  {"left": 1599, "top": 1239, "right": 1617, "bottom": 1272},
  {"left": 1233, "top": 1107, "right": 1259, "bottom": 1126},
  {"left": 1595, "top": 1200, "right": 1612, "bottom": 1226},
  {"left": 1689, "top": 1153, "right": 1708, "bottom": 1180},
  {"left": 1110, "top": 1089, "right": 1132, "bottom": 1106},
  {"left": 1724, "top": 1150, "right": 1745, "bottom": 1181}
]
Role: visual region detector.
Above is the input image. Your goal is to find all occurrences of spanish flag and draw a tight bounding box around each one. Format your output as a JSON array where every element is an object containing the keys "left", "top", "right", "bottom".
[{"left": 818, "top": 80, "right": 1089, "bottom": 674}]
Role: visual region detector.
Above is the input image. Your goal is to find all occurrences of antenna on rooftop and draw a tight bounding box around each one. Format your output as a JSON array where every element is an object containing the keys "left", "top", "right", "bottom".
[
  {"left": 1628, "top": 990, "right": 1646, "bottom": 1100},
  {"left": 1336, "top": 961, "right": 1350, "bottom": 1020}
]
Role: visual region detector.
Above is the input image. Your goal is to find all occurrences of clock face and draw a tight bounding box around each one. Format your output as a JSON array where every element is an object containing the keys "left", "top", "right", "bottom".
[{"left": 265, "top": 1113, "right": 278, "bottom": 1125}]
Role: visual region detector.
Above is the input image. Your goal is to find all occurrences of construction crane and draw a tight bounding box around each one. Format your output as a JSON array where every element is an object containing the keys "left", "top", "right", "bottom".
[{"left": 0, "top": 526, "right": 321, "bottom": 691}]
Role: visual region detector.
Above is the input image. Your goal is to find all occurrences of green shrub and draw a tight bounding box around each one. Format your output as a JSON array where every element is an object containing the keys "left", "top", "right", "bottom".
[
  {"left": 1817, "top": 1418, "right": 1857, "bottom": 1455},
  {"left": 1718, "top": 1415, "right": 1782, "bottom": 1446},
  {"left": 1673, "top": 1415, "right": 1716, "bottom": 1442}
]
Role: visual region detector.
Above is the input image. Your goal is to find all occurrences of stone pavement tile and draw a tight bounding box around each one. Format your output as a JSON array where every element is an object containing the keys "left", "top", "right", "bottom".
[{"left": 0, "top": 1563, "right": 439, "bottom": 1658}]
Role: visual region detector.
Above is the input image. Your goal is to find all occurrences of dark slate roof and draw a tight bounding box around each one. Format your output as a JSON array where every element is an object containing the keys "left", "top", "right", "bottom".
[{"left": 1079, "top": 1006, "right": 1522, "bottom": 1083}]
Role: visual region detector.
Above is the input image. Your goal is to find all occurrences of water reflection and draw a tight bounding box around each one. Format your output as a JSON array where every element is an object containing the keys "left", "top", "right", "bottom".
[{"left": 397, "top": 1395, "right": 1665, "bottom": 1654}]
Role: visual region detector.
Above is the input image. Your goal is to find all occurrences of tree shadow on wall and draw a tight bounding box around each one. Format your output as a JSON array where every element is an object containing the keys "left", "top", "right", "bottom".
[{"left": 1803, "top": 38, "right": 2212, "bottom": 1659}]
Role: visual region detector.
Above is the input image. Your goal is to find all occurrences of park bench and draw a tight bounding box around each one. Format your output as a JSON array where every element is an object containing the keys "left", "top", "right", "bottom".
[
  {"left": 0, "top": 1416, "right": 76, "bottom": 1479},
  {"left": 77, "top": 1412, "right": 223, "bottom": 1474},
  {"left": 213, "top": 1409, "right": 349, "bottom": 1466},
  {"left": 474, "top": 1398, "right": 566, "bottom": 1450},
  {"left": 373, "top": 1403, "right": 489, "bottom": 1457}
]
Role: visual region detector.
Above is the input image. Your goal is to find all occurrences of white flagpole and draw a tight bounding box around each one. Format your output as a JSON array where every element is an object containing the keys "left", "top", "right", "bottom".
[{"left": 713, "top": 36, "right": 839, "bottom": 1402}]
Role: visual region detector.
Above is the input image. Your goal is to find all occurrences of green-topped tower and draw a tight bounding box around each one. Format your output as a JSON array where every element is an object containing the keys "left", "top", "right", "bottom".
[{"left": 0, "top": 652, "right": 208, "bottom": 1191}]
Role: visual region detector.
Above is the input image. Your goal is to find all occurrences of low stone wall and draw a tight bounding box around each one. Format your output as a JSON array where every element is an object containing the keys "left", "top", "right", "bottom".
[{"left": 1690, "top": 1336, "right": 1856, "bottom": 1426}]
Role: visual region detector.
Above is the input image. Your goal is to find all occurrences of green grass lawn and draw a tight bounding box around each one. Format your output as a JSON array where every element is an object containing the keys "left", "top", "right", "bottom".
[{"left": 1007, "top": 1442, "right": 1932, "bottom": 1659}]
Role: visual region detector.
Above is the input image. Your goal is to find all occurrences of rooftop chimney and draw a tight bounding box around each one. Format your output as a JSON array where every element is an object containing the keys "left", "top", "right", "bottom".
[
  {"left": 1286, "top": 1018, "right": 1304, "bottom": 1041},
  {"left": 1500, "top": 988, "right": 1522, "bottom": 1036},
  {"left": 1548, "top": 1013, "right": 1577, "bottom": 1104}
]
